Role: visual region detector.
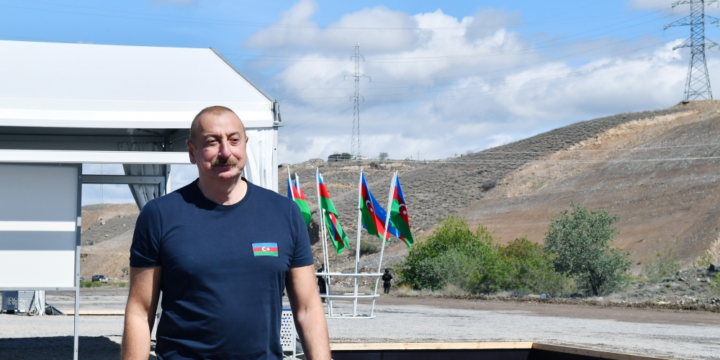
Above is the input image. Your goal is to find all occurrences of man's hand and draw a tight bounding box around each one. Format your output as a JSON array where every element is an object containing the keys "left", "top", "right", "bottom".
[
  {"left": 286, "top": 265, "right": 331, "bottom": 360},
  {"left": 122, "top": 266, "right": 162, "bottom": 360}
]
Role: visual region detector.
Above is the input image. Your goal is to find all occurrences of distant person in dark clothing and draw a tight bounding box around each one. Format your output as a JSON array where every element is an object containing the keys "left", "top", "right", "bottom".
[
  {"left": 382, "top": 269, "right": 393, "bottom": 294},
  {"left": 317, "top": 265, "right": 327, "bottom": 302}
]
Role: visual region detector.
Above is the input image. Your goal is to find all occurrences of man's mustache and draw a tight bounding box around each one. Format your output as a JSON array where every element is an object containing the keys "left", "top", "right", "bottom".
[{"left": 211, "top": 156, "right": 239, "bottom": 166}]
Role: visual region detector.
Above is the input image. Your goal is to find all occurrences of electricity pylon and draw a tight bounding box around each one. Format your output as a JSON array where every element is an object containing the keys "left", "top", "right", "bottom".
[
  {"left": 665, "top": 0, "right": 720, "bottom": 101},
  {"left": 345, "top": 44, "right": 370, "bottom": 159}
]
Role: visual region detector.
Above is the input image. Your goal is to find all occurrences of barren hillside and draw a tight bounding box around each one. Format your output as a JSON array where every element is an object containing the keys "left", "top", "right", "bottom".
[
  {"left": 461, "top": 101, "right": 720, "bottom": 268},
  {"left": 281, "top": 106, "right": 693, "bottom": 272}
]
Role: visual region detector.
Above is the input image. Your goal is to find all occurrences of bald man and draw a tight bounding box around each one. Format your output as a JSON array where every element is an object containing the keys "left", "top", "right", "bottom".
[{"left": 122, "top": 106, "right": 330, "bottom": 360}]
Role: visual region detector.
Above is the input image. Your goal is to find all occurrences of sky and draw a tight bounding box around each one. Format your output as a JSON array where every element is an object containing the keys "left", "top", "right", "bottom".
[{"left": 3, "top": 0, "right": 718, "bottom": 204}]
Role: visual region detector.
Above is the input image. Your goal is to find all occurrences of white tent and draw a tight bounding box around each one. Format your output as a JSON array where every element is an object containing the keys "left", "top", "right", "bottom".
[
  {"left": 0, "top": 40, "right": 282, "bottom": 196},
  {"left": 0, "top": 40, "right": 282, "bottom": 359}
]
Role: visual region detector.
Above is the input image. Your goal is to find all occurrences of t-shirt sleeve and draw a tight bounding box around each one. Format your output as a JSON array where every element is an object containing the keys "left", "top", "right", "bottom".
[
  {"left": 130, "top": 201, "right": 162, "bottom": 268},
  {"left": 289, "top": 202, "right": 314, "bottom": 268}
]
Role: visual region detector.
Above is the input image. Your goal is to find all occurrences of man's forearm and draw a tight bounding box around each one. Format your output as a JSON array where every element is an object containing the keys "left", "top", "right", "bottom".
[
  {"left": 121, "top": 309, "right": 153, "bottom": 360},
  {"left": 295, "top": 303, "right": 331, "bottom": 360}
]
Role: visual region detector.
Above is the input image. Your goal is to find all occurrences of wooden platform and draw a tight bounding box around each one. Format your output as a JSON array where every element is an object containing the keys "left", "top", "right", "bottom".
[{"left": 329, "top": 343, "right": 669, "bottom": 360}]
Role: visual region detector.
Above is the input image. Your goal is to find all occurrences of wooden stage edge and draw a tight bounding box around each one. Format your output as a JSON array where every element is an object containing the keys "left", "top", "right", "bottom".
[{"left": 329, "top": 342, "right": 670, "bottom": 360}]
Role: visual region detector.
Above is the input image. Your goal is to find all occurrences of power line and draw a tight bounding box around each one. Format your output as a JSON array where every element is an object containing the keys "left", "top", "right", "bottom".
[
  {"left": 665, "top": 0, "right": 720, "bottom": 101},
  {"left": 346, "top": 44, "right": 369, "bottom": 159}
]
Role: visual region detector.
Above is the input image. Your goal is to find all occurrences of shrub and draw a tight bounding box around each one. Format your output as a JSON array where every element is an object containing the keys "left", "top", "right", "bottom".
[
  {"left": 501, "top": 238, "right": 574, "bottom": 297},
  {"left": 379, "top": 152, "right": 388, "bottom": 160},
  {"left": 544, "top": 203, "right": 631, "bottom": 296},
  {"left": 360, "top": 240, "right": 380, "bottom": 256},
  {"left": 399, "top": 216, "right": 506, "bottom": 293},
  {"left": 710, "top": 274, "right": 720, "bottom": 297},
  {"left": 643, "top": 247, "right": 681, "bottom": 282}
]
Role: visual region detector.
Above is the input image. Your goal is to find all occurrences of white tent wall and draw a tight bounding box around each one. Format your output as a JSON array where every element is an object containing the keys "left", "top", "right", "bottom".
[{"left": 245, "top": 127, "right": 279, "bottom": 192}]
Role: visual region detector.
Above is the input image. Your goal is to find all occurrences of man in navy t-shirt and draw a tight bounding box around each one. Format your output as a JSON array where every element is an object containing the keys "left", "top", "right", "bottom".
[{"left": 121, "top": 106, "right": 330, "bottom": 360}]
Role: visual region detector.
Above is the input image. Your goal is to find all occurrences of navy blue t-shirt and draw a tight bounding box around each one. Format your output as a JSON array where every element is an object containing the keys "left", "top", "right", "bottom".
[{"left": 130, "top": 179, "right": 314, "bottom": 360}]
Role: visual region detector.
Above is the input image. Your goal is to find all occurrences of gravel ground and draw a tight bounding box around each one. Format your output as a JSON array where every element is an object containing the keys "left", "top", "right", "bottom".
[{"left": 3, "top": 289, "right": 720, "bottom": 359}]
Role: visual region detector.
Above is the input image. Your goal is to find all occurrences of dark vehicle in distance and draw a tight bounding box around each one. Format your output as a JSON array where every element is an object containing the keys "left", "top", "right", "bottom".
[{"left": 91, "top": 275, "right": 108, "bottom": 282}]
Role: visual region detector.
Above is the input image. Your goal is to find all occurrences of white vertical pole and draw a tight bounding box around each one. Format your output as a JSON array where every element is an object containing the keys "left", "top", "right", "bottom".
[
  {"left": 74, "top": 245, "right": 80, "bottom": 360},
  {"left": 370, "top": 171, "right": 396, "bottom": 317},
  {"left": 320, "top": 209, "right": 333, "bottom": 316},
  {"left": 287, "top": 166, "right": 294, "bottom": 201},
  {"left": 316, "top": 168, "right": 332, "bottom": 315},
  {"left": 353, "top": 169, "right": 363, "bottom": 317}
]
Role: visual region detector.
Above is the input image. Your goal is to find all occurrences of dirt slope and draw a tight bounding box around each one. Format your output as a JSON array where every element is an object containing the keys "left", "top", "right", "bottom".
[
  {"left": 80, "top": 204, "right": 138, "bottom": 280},
  {"left": 281, "top": 106, "right": 691, "bottom": 272},
  {"left": 461, "top": 100, "right": 720, "bottom": 268}
]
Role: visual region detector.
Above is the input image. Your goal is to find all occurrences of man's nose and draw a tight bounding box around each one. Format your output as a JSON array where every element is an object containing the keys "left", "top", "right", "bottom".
[{"left": 218, "top": 138, "right": 233, "bottom": 158}]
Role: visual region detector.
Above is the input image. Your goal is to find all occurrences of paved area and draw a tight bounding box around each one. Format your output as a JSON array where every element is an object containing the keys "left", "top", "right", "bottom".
[{"left": 2, "top": 291, "right": 719, "bottom": 359}]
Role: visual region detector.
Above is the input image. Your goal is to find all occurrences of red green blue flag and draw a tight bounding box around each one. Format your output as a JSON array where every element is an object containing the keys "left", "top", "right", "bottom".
[
  {"left": 287, "top": 174, "right": 312, "bottom": 226},
  {"left": 253, "top": 243, "right": 278, "bottom": 257},
  {"left": 318, "top": 172, "right": 349, "bottom": 254},
  {"left": 359, "top": 172, "right": 400, "bottom": 240},
  {"left": 389, "top": 174, "right": 413, "bottom": 248}
]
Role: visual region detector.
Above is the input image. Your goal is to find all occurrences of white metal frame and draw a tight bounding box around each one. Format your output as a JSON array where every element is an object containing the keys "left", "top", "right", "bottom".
[
  {"left": 314, "top": 168, "right": 399, "bottom": 319},
  {"left": 0, "top": 163, "right": 82, "bottom": 359}
]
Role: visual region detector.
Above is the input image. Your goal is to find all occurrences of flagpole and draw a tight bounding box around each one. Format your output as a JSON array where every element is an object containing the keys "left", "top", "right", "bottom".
[
  {"left": 287, "top": 166, "right": 294, "bottom": 201},
  {"left": 320, "top": 209, "right": 334, "bottom": 316},
  {"left": 370, "top": 171, "right": 397, "bottom": 317},
  {"left": 316, "top": 168, "right": 333, "bottom": 316},
  {"left": 353, "top": 169, "right": 363, "bottom": 317}
]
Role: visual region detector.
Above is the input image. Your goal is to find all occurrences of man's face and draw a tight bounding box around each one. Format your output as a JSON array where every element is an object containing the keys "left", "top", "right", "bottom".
[{"left": 187, "top": 111, "right": 248, "bottom": 181}]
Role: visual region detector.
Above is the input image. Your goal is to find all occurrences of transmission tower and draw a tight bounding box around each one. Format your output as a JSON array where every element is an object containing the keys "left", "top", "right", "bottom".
[
  {"left": 665, "top": 0, "right": 720, "bottom": 101},
  {"left": 345, "top": 43, "right": 370, "bottom": 159}
]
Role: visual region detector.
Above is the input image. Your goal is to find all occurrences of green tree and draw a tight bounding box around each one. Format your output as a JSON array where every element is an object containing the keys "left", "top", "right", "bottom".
[
  {"left": 379, "top": 152, "right": 388, "bottom": 160},
  {"left": 543, "top": 203, "right": 630, "bottom": 296},
  {"left": 399, "top": 216, "right": 507, "bottom": 293}
]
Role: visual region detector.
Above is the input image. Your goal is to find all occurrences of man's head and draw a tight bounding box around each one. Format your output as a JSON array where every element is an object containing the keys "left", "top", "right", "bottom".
[{"left": 187, "top": 106, "right": 248, "bottom": 182}]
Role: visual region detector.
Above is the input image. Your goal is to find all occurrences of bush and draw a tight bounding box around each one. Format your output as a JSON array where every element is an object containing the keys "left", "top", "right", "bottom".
[
  {"left": 643, "top": 247, "right": 681, "bottom": 282},
  {"left": 544, "top": 203, "right": 631, "bottom": 296},
  {"left": 710, "top": 274, "right": 720, "bottom": 297},
  {"left": 360, "top": 240, "right": 380, "bottom": 256},
  {"left": 399, "top": 216, "right": 506, "bottom": 293},
  {"left": 500, "top": 238, "right": 574, "bottom": 297}
]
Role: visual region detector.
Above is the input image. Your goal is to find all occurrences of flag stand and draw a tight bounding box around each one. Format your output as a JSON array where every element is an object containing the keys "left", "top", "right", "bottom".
[{"left": 315, "top": 168, "right": 381, "bottom": 319}]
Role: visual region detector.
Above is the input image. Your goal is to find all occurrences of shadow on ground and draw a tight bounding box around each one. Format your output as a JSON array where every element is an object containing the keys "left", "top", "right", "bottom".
[{"left": 0, "top": 336, "right": 156, "bottom": 360}]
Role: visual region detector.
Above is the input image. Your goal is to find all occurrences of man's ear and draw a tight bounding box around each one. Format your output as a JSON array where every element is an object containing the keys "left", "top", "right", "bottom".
[{"left": 186, "top": 139, "right": 197, "bottom": 164}]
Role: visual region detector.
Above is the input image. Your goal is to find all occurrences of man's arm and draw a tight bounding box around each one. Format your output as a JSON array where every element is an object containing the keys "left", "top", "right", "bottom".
[
  {"left": 121, "top": 266, "right": 162, "bottom": 360},
  {"left": 286, "top": 265, "right": 331, "bottom": 360}
]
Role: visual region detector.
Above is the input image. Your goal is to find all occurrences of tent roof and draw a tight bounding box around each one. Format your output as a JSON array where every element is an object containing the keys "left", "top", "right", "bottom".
[{"left": 0, "top": 40, "right": 277, "bottom": 129}]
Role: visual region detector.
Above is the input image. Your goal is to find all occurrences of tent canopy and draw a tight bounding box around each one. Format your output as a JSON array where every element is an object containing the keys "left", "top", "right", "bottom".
[{"left": 0, "top": 40, "right": 281, "bottom": 192}]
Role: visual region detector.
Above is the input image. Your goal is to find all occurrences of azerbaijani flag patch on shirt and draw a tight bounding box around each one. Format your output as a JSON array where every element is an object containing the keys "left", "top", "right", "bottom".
[{"left": 252, "top": 243, "right": 279, "bottom": 257}]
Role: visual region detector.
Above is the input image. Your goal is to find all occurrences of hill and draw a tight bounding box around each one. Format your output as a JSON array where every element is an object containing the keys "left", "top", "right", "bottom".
[
  {"left": 461, "top": 101, "right": 720, "bottom": 268},
  {"left": 281, "top": 104, "right": 700, "bottom": 274}
]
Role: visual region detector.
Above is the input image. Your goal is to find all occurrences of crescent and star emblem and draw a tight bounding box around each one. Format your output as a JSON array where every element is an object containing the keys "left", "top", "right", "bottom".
[{"left": 262, "top": 247, "right": 270, "bottom": 252}]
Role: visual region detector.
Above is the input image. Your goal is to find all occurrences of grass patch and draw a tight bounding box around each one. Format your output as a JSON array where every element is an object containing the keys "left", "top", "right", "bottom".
[{"left": 80, "top": 281, "right": 126, "bottom": 288}]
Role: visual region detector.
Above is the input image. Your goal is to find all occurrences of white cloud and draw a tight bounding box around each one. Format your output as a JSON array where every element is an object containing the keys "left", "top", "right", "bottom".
[{"left": 242, "top": 1, "right": 702, "bottom": 165}]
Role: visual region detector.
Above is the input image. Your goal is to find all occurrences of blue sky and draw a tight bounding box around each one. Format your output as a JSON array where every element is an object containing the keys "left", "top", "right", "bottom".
[{"left": 2, "top": 0, "right": 715, "bottom": 204}]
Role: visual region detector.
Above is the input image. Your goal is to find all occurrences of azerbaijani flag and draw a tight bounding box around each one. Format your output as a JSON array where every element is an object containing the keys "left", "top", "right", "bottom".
[
  {"left": 253, "top": 243, "right": 278, "bottom": 257},
  {"left": 389, "top": 174, "right": 413, "bottom": 248},
  {"left": 318, "top": 172, "right": 349, "bottom": 254},
  {"left": 359, "top": 172, "right": 400, "bottom": 240},
  {"left": 287, "top": 174, "right": 312, "bottom": 226}
]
